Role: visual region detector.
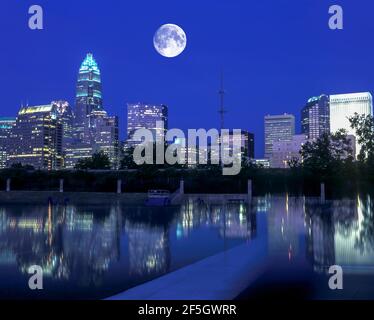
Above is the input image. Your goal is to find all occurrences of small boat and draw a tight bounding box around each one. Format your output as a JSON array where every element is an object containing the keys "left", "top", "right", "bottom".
[{"left": 145, "top": 190, "right": 171, "bottom": 206}]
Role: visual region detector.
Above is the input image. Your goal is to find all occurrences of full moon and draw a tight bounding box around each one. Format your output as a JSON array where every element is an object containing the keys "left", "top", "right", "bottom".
[{"left": 153, "top": 24, "right": 187, "bottom": 58}]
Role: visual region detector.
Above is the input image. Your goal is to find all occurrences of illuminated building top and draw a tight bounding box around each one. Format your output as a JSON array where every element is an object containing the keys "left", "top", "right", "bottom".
[
  {"left": 18, "top": 105, "right": 54, "bottom": 115},
  {"left": 75, "top": 53, "right": 103, "bottom": 126},
  {"left": 79, "top": 53, "right": 100, "bottom": 74}
]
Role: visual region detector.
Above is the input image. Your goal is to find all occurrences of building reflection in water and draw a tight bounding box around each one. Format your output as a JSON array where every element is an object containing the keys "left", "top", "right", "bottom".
[
  {"left": 62, "top": 204, "right": 120, "bottom": 285},
  {"left": 177, "top": 199, "right": 257, "bottom": 241},
  {"left": 124, "top": 207, "right": 171, "bottom": 277},
  {"left": 260, "top": 195, "right": 374, "bottom": 275},
  {"left": 3, "top": 195, "right": 373, "bottom": 298},
  {"left": 0, "top": 203, "right": 120, "bottom": 286},
  {"left": 305, "top": 196, "right": 374, "bottom": 274}
]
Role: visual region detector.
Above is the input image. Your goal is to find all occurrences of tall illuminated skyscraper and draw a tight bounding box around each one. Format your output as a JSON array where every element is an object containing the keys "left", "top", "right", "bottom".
[
  {"left": 126, "top": 103, "right": 168, "bottom": 145},
  {"left": 52, "top": 100, "right": 74, "bottom": 148},
  {"left": 85, "top": 110, "right": 119, "bottom": 168},
  {"left": 0, "top": 117, "right": 16, "bottom": 169},
  {"left": 7, "top": 105, "right": 63, "bottom": 170},
  {"left": 301, "top": 94, "right": 330, "bottom": 139},
  {"left": 75, "top": 53, "right": 103, "bottom": 128},
  {"left": 330, "top": 92, "right": 373, "bottom": 156},
  {"left": 65, "top": 109, "right": 119, "bottom": 169},
  {"left": 264, "top": 114, "right": 295, "bottom": 159}
]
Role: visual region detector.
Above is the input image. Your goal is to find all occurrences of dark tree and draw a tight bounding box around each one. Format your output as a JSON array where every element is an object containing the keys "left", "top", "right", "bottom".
[
  {"left": 349, "top": 113, "right": 374, "bottom": 163},
  {"left": 10, "top": 163, "right": 35, "bottom": 170},
  {"left": 75, "top": 151, "right": 111, "bottom": 170},
  {"left": 300, "top": 130, "right": 353, "bottom": 179},
  {"left": 120, "top": 146, "right": 138, "bottom": 169}
]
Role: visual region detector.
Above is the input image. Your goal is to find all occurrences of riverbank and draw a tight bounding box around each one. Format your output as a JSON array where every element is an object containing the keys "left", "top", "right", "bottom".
[
  {"left": 0, "top": 191, "right": 148, "bottom": 205},
  {"left": 0, "top": 166, "right": 368, "bottom": 198},
  {"left": 0, "top": 191, "right": 253, "bottom": 205}
]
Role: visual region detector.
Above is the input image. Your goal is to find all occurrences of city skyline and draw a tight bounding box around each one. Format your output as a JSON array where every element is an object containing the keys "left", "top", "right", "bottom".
[
  {"left": 2, "top": 1, "right": 374, "bottom": 304},
  {"left": 2, "top": 0, "right": 374, "bottom": 158},
  {"left": 1, "top": 52, "right": 374, "bottom": 165}
]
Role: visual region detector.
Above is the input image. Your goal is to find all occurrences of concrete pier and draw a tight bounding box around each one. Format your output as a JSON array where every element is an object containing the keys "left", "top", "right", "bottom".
[
  {"left": 6, "top": 179, "right": 10, "bottom": 192},
  {"left": 248, "top": 179, "right": 252, "bottom": 203},
  {"left": 180, "top": 179, "right": 184, "bottom": 195},
  {"left": 59, "top": 179, "right": 64, "bottom": 193},
  {"left": 108, "top": 214, "right": 268, "bottom": 300},
  {"left": 117, "top": 179, "right": 122, "bottom": 194},
  {"left": 320, "top": 182, "right": 325, "bottom": 202}
]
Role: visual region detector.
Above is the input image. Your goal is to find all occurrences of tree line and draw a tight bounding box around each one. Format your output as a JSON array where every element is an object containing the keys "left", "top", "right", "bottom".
[{"left": 3, "top": 113, "right": 374, "bottom": 197}]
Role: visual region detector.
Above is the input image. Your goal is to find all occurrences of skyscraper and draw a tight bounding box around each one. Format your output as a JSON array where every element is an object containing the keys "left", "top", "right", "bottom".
[
  {"left": 85, "top": 110, "right": 119, "bottom": 168},
  {"left": 271, "top": 134, "right": 308, "bottom": 168},
  {"left": 301, "top": 94, "right": 330, "bottom": 139},
  {"left": 68, "top": 53, "right": 119, "bottom": 168},
  {"left": 0, "top": 117, "right": 16, "bottom": 169},
  {"left": 64, "top": 142, "right": 93, "bottom": 169},
  {"left": 247, "top": 131, "right": 255, "bottom": 159},
  {"left": 52, "top": 100, "right": 74, "bottom": 148},
  {"left": 126, "top": 103, "right": 168, "bottom": 145},
  {"left": 75, "top": 53, "right": 103, "bottom": 129},
  {"left": 220, "top": 130, "right": 255, "bottom": 161},
  {"left": 264, "top": 114, "right": 295, "bottom": 159},
  {"left": 7, "top": 105, "right": 63, "bottom": 170},
  {"left": 65, "top": 110, "right": 119, "bottom": 169},
  {"left": 330, "top": 92, "right": 373, "bottom": 156}
]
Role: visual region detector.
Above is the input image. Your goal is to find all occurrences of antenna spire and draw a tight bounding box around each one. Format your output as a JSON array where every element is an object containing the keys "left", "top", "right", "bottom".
[{"left": 218, "top": 70, "right": 227, "bottom": 131}]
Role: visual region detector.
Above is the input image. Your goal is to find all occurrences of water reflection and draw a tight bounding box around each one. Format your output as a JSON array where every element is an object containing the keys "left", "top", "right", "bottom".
[
  {"left": 177, "top": 200, "right": 256, "bottom": 240},
  {"left": 0, "top": 200, "right": 253, "bottom": 299},
  {"left": 0, "top": 203, "right": 121, "bottom": 286},
  {"left": 0, "top": 196, "right": 374, "bottom": 299},
  {"left": 125, "top": 220, "right": 170, "bottom": 276},
  {"left": 248, "top": 195, "right": 374, "bottom": 276}
]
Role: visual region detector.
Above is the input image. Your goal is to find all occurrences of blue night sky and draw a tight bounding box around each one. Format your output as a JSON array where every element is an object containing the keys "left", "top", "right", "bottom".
[{"left": 1, "top": 0, "right": 374, "bottom": 157}]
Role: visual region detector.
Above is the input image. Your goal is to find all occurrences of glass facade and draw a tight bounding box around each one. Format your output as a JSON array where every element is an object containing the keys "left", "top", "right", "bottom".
[
  {"left": 52, "top": 100, "right": 74, "bottom": 148},
  {"left": 0, "top": 117, "right": 16, "bottom": 169},
  {"left": 330, "top": 92, "right": 373, "bottom": 156},
  {"left": 271, "top": 134, "right": 308, "bottom": 168},
  {"left": 65, "top": 110, "right": 119, "bottom": 169},
  {"left": 126, "top": 103, "right": 168, "bottom": 145},
  {"left": 264, "top": 114, "right": 295, "bottom": 159},
  {"left": 301, "top": 94, "right": 330, "bottom": 139},
  {"left": 85, "top": 110, "right": 119, "bottom": 168},
  {"left": 220, "top": 130, "right": 255, "bottom": 161},
  {"left": 75, "top": 53, "right": 103, "bottom": 128},
  {"left": 63, "top": 53, "right": 119, "bottom": 169},
  {"left": 7, "top": 105, "right": 63, "bottom": 170},
  {"left": 64, "top": 142, "right": 93, "bottom": 169}
]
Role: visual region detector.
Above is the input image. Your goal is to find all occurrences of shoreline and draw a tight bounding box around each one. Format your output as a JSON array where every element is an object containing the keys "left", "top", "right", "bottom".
[{"left": 0, "top": 191, "right": 148, "bottom": 205}]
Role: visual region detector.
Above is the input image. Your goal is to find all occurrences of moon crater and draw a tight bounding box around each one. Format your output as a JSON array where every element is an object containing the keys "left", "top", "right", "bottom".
[{"left": 153, "top": 24, "right": 187, "bottom": 58}]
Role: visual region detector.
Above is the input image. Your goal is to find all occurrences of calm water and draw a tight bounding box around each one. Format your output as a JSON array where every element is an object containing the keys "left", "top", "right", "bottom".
[{"left": 0, "top": 196, "right": 374, "bottom": 300}]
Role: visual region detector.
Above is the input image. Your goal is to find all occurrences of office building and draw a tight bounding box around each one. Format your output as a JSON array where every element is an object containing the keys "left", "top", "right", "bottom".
[
  {"left": 220, "top": 130, "right": 255, "bottom": 161},
  {"left": 126, "top": 103, "right": 168, "bottom": 145},
  {"left": 64, "top": 142, "right": 93, "bottom": 169},
  {"left": 7, "top": 105, "right": 63, "bottom": 170},
  {"left": 301, "top": 94, "right": 330, "bottom": 139},
  {"left": 65, "top": 110, "right": 119, "bottom": 169},
  {"left": 271, "top": 134, "right": 308, "bottom": 168},
  {"left": 0, "top": 118, "right": 16, "bottom": 169},
  {"left": 330, "top": 92, "right": 373, "bottom": 156},
  {"left": 264, "top": 114, "right": 295, "bottom": 159},
  {"left": 85, "top": 110, "right": 119, "bottom": 168},
  {"left": 75, "top": 53, "right": 103, "bottom": 130},
  {"left": 52, "top": 100, "right": 74, "bottom": 148}
]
